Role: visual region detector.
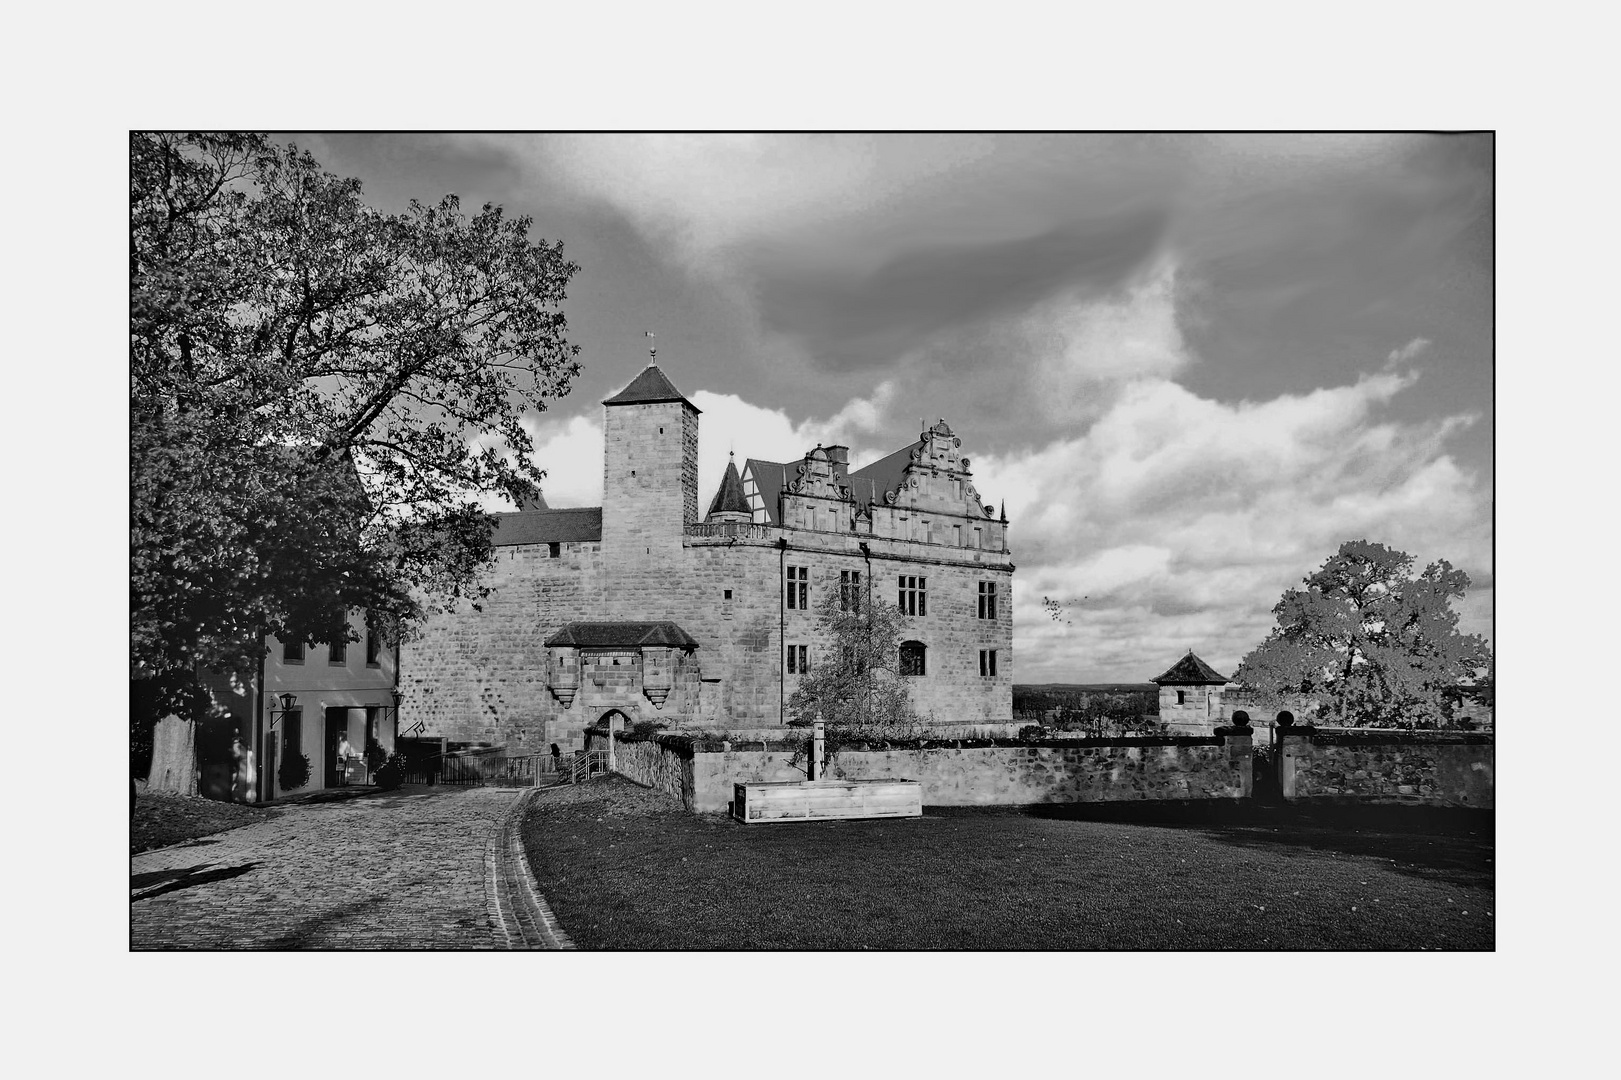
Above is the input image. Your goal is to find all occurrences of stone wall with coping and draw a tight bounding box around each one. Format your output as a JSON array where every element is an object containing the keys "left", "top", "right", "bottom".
[
  {"left": 1279, "top": 730, "right": 1493, "bottom": 808},
  {"left": 596, "top": 731, "right": 1253, "bottom": 814}
]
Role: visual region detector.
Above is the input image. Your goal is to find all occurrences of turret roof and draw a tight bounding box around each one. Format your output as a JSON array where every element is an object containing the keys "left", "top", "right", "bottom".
[
  {"left": 1150, "top": 651, "right": 1230, "bottom": 686},
  {"left": 707, "top": 456, "right": 751, "bottom": 517},
  {"left": 602, "top": 364, "right": 699, "bottom": 410}
]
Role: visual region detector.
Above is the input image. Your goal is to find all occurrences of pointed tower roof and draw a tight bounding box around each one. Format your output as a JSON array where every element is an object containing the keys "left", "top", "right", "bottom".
[
  {"left": 602, "top": 364, "right": 699, "bottom": 411},
  {"left": 707, "top": 454, "right": 750, "bottom": 517},
  {"left": 518, "top": 489, "right": 550, "bottom": 512},
  {"left": 1150, "top": 650, "right": 1229, "bottom": 686}
]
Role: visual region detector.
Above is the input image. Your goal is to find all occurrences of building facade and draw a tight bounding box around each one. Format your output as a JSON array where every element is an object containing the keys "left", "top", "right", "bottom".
[
  {"left": 197, "top": 611, "right": 399, "bottom": 802},
  {"left": 401, "top": 362, "right": 1015, "bottom": 752}
]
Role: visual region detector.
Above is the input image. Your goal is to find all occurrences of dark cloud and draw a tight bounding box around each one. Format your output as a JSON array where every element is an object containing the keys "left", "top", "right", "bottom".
[
  {"left": 751, "top": 208, "right": 1168, "bottom": 373},
  {"left": 305, "top": 134, "right": 529, "bottom": 210}
]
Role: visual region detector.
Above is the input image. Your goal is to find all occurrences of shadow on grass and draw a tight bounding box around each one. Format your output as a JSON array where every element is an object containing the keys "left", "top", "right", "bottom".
[
  {"left": 1022, "top": 800, "right": 1493, "bottom": 885},
  {"left": 131, "top": 862, "right": 260, "bottom": 902}
]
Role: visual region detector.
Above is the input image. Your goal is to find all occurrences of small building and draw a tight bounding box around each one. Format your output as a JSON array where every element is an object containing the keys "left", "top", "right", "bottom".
[
  {"left": 1150, "top": 650, "right": 1230, "bottom": 734},
  {"left": 196, "top": 611, "right": 400, "bottom": 803}
]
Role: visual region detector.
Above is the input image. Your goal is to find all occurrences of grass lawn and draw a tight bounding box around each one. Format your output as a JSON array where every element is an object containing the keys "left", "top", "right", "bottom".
[
  {"left": 521, "top": 777, "right": 1493, "bottom": 950},
  {"left": 132, "top": 789, "right": 278, "bottom": 854}
]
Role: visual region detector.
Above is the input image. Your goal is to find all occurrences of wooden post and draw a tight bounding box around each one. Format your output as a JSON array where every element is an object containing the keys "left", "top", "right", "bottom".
[{"left": 811, "top": 719, "right": 825, "bottom": 782}]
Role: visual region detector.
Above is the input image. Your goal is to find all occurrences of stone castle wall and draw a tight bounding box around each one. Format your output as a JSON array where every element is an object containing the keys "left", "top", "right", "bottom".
[
  {"left": 402, "top": 527, "right": 1013, "bottom": 751},
  {"left": 1279, "top": 731, "right": 1493, "bottom": 808},
  {"left": 597, "top": 732, "right": 1253, "bottom": 814}
]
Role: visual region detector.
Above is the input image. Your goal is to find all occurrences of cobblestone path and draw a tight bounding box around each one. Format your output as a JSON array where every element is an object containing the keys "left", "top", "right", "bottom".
[{"left": 130, "top": 786, "right": 571, "bottom": 950}]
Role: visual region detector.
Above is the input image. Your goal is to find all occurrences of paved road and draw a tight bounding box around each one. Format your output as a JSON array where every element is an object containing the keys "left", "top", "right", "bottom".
[{"left": 130, "top": 785, "right": 572, "bottom": 950}]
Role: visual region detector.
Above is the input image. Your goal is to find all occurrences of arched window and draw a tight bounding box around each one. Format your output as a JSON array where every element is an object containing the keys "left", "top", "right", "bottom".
[{"left": 899, "top": 641, "right": 926, "bottom": 677}]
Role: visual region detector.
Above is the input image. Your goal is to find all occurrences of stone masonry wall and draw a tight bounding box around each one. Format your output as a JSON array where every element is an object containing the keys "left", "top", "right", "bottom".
[
  {"left": 596, "top": 735, "right": 695, "bottom": 807},
  {"left": 647, "top": 734, "right": 1253, "bottom": 814},
  {"left": 403, "top": 530, "right": 1013, "bottom": 750},
  {"left": 1279, "top": 732, "right": 1493, "bottom": 808}
]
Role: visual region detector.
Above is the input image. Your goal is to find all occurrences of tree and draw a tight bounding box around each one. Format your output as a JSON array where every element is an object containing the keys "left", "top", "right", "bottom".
[
  {"left": 131, "top": 133, "right": 581, "bottom": 718},
  {"left": 786, "top": 586, "right": 923, "bottom": 742},
  {"left": 1232, "top": 540, "right": 1493, "bottom": 728}
]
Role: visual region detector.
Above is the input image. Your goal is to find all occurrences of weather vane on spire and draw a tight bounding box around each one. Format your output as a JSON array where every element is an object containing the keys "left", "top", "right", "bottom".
[{"left": 644, "top": 330, "right": 657, "bottom": 364}]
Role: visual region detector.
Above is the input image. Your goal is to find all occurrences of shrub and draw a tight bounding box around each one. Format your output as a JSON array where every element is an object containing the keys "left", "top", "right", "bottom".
[
  {"left": 375, "top": 751, "right": 408, "bottom": 790},
  {"left": 631, "top": 720, "right": 667, "bottom": 737},
  {"left": 1019, "top": 725, "right": 1047, "bottom": 740},
  {"left": 278, "top": 751, "right": 311, "bottom": 791}
]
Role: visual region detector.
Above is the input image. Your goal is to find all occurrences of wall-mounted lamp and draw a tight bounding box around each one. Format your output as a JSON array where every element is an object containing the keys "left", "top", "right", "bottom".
[{"left": 268, "top": 692, "right": 298, "bottom": 729}]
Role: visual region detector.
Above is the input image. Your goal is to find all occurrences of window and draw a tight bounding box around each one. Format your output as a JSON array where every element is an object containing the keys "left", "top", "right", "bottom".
[
  {"left": 979, "top": 649, "right": 998, "bottom": 677},
  {"left": 787, "top": 644, "right": 808, "bottom": 674},
  {"left": 898, "top": 575, "right": 927, "bottom": 616},
  {"left": 899, "top": 641, "right": 927, "bottom": 677},
  {"left": 786, "top": 565, "right": 809, "bottom": 609},
  {"left": 329, "top": 639, "right": 347, "bottom": 665},
  {"left": 1177, "top": 690, "right": 1186, "bottom": 705},
  {"left": 548, "top": 542, "right": 561, "bottom": 558},
  {"left": 978, "top": 581, "right": 998, "bottom": 619},
  {"left": 282, "top": 639, "right": 304, "bottom": 664},
  {"left": 366, "top": 630, "right": 381, "bottom": 667},
  {"left": 954, "top": 524, "right": 962, "bottom": 546},
  {"left": 973, "top": 528, "right": 981, "bottom": 549},
  {"left": 723, "top": 588, "right": 733, "bottom": 600},
  {"left": 839, "top": 570, "right": 861, "bottom": 612}
]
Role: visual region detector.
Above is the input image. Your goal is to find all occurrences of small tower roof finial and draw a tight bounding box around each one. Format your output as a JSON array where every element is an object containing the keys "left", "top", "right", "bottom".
[{"left": 644, "top": 330, "right": 657, "bottom": 364}]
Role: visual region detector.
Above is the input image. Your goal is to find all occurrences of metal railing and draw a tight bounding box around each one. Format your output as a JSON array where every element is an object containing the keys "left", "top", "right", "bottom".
[{"left": 569, "top": 749, "right": 610, "bottom": 784}]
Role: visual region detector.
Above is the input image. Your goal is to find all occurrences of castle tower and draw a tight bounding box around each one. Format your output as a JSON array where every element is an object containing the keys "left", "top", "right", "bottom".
[
  {"left": 601, "top": 361, "right": 700, "bottom": 564},
  {"left": 1150, "top": 650, "right": 1230, "bottom": 734}
]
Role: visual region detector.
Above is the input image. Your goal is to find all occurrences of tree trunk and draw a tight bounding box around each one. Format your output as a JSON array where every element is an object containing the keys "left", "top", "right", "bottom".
[{"left": 147, "top": 714, "right": 198, "bottom": 796}]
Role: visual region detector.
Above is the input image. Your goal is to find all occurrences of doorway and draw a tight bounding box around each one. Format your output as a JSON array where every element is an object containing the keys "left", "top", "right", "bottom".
[{"left": 325, "top": 707, "right": 349, "bottom": 786}]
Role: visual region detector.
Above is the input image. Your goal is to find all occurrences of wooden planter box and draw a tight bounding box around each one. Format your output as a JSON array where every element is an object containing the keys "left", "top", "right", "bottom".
[{"left": 733, "top": 779, "right": 922, "bottom": 823}]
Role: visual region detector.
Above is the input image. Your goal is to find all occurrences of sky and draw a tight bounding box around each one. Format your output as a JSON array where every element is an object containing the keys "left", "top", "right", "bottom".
[{"left": 291, "top": 133, "right": 1493, "bottom": 683}]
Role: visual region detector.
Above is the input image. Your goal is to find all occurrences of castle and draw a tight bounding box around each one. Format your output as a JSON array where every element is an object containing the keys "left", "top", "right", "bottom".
[{"left": 401, "top": 359, "right": 1014, "bottom": 752}]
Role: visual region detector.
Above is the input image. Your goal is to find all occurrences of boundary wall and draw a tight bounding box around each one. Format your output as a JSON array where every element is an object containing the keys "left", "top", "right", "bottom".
[
  {"left": 1278, "top": 729, "right": 1493, "bottom": 808},
  {"left": 592, "top": 730, "right": 1253, "bottom": 814}
]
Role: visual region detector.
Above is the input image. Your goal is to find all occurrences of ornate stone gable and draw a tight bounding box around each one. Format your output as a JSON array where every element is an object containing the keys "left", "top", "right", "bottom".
[
  {"left": 883, "top": 420, "right": 993, "bottom": 522},
  {"left": 786, "top": 446, "right": 851, "bottom": 501}
]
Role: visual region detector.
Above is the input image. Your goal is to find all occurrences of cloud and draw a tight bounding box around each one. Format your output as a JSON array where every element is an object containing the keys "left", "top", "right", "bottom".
[
  {"left": 969, "top": 370, "right": 1490, "bottom": 682},
  {"left": 1386, "top": 337, "right": 1431, "bottom": 366}
]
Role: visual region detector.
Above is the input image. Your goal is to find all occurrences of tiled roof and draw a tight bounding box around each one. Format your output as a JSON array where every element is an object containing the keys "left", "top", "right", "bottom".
[
  {"left": 848, "top": 440, "right": 923, "bottom": 512},
  {"left": 602, "top": 365, "right": 698, "bottom": 410},
  {"left": 543, "top": 621, "right": 700, "bottom": 648},
  {"left": 745, "top": 440, "right": 926, "bottom": 523},
  {"left": 490, "top": 507, "right": 603, "bottom": 546},
  {"left": 707, "top": 457, "right": 751, "bottom": 517},
  {"left": 1150, "top": 651, "right": 1230, "bottom": 685}
]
